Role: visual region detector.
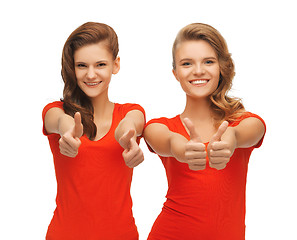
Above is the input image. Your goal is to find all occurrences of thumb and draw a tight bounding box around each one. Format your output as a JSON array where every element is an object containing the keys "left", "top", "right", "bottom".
[
  {"left": 183, "top": 118, "right": 202, "bottom": 142},
  {"left": 120, "top": 129, "right": 136, "bottom": 150},
  {"left": 128, "top": 136, "right": 138, "bottom": 151},
  {"left": 210, "top": 121, "right": 229, "bottom": 142},
  {"left": 72, "top": 112, "right": 83, "bottom": 138}
]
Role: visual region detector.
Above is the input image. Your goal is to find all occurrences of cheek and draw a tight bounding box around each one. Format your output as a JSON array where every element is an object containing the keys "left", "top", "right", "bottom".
[
  {"left": 213, "top": 67, "right": 221, "bottom": 83},
  {"left": 75, "top": 70, "right": 83, "bottom": 81},
  {"left": 177, "top": 69, "right": 190, "bottom": 81}
]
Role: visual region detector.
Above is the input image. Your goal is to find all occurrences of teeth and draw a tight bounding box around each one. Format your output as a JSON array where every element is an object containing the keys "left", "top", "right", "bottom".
[
  {"left": 86, "top": 82, "right": 100, "bottom": 86},
  {"left": 190, "top": 80, "right": 208, "bottom": 84}
]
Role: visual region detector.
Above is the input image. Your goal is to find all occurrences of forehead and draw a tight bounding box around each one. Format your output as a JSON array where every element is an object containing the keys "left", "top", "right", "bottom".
[
  {"left": 175, "top": 40, "right": 217, "bottom": 59},
  {"left": 74, "top": 42, "right": 112, "bottom": 61}
]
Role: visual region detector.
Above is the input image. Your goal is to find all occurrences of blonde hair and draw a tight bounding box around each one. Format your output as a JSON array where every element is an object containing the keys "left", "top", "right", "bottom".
[{"left": 172, "top": 23, "right": 245, "bottom": 126}]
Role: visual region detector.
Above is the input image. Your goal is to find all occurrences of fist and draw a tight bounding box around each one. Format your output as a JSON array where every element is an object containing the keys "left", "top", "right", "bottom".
[
  {"left": 183, "top": 118, "right": 207, "bottom": 171},
  {"left": 119, "top": 129, "right": 144, "bottom": 168},
  {"left": 208, "top": 121, "right": 233, "bottom": 170},
  {"left": 59, "top": 112, "right": 83, "bottom": 158}
]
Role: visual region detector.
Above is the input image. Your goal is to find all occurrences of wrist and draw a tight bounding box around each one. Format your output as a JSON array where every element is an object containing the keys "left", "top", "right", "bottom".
[
  {"left": 170, "top": 134, "right": 188, "bottom": 162},
  {"left": 222, "top": 127, "right": 238, "bottom": 150}
]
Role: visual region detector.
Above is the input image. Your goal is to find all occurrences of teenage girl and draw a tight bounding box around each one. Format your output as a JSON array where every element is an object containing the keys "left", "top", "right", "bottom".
[
  {"left": 144, "top": 23, "right": 266, "bottom": 240},
  {"left": 42, "top": 22, "right": 145, "bottom": 240}
]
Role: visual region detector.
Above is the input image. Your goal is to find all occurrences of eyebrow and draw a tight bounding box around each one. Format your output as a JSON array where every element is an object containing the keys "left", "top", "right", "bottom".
[
  {"left": 179, "top": 58, "right": 192, "bottom": 62},
  {"left": 179, "top": 56, "right": 217, "bottom": 62},
  {"left": 204, "top": 57, "right": 217, "bottom": 60},
  {"left": 75, "top": 60, "right": 108, "bottom": 64}
]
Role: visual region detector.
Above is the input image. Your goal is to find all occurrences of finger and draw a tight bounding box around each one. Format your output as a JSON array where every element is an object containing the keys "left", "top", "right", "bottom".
[
  {"left": 209, "top": 148, "right": 232, "bottom": 158},
  {"left": 59, "top": 140, "right": 79, "bottom": 157},
  {"left": 123, "top": 147, "right": 144, "bottom": 168},
  {"left": 209, "top": 162, "right": 227, "bottom": 170},
  {"left": 185, "top": 142, "right": 205, "bottom": 152},
  {"left": 122, "top": 141, "right": 137, "bottom": 161},
  {"left": 61, "top": 135, "right": 81, "bottom": 150},
  {"left": 59, "top": 146, "right": 78, "bottom": 158},
  {"left": 73, "top": 112, "right": 83, "bottom": 138},
  {"left": 126, "top": 153, "right": 144, "bottom": 168},
  {"left": 59, "top": 138, "right": 74, "bottom": 153},
  {"left": 210, "top": 121, "right": 229, "bottom": 142},
  {"left": 188, "top": 163, "right": 206, "bottom": 171},
  {"left": 60, "top": 150, "right": 77, "bottom": 158},
  {"left": 183, "top": 118, "right": 202, "bottom": 142},
  {"left": 209, "top": 156, "right": 230, "bottom": 164},
  {"left": 122, "top": 138, "right": 139, "bottom": 163},
  {"left": 211, "top": 141, "right": 230, "bottom": 151},
  {"left": 185, "top": 151, "right": 207, "bottom": 160},
  {"left": 187, "top": 158, "right": 206, "bottom": 166}
]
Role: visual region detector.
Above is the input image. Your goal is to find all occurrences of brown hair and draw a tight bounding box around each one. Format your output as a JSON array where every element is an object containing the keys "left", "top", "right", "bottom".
[
  {"left": 61, "top": 22, "right": 119, "bottom": 140},
  {"left": 172, "top": 23, "right": 245, "bottom": 126}
]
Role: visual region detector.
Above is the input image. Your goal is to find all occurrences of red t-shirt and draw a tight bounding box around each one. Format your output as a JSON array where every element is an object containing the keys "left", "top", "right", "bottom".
[
  {"left": 42, "top": 101, "right": 145, "bottom": 240},
  {"left": 145, "top": 112, "right": 265, "bottom": 240}
]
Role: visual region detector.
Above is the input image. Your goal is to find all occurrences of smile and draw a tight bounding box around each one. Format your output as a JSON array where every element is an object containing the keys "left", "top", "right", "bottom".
[
  {"left": 189, "top": 79, "right": 209, "bottom": 85},
  {"left": 84, "top": 81, "right": 102, "bottom": 86}
]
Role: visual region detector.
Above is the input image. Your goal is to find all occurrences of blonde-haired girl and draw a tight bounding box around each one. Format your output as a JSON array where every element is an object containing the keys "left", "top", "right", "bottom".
[{"left": 144, "top": 23, "right": 265, "bottom": 240}]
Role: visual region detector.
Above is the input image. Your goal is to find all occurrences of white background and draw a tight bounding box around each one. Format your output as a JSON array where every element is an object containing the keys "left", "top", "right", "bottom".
[{"left": 1, "top": 0, "right": 296, "bottom": 239}]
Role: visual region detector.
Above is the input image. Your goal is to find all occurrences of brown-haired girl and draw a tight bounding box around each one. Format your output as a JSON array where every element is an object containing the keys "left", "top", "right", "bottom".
[
  {"left": 42, "top": 22, "right": 145, "bottom": 240},
  {"left": 144, "top": 23, "right": 266, "bottom": 240}
]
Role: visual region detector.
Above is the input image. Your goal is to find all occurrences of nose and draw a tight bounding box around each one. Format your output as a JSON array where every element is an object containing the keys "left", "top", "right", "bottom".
[
  {"left": 87, "top": 66, "right": 96, "bottom": 80},
  {"left": 193, "top": 64, "right": 205, "bottom": 76}
]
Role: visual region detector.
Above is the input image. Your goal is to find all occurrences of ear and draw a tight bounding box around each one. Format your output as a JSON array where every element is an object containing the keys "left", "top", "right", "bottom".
[
  {"left": 172, "top": 69, "right": 179, "bottom": 82},
  {"left": 112, "top": 56, "right": 120, "bottom": 74}
]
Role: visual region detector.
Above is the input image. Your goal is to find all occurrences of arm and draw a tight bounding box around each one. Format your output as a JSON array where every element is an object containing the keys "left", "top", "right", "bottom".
[
  {"left": 45, "top": 107, "right": 75, "bottom": 135},
  {"left": 144, "top": 120, "right": 207, "bottom": 170},
  {"left": 144, "top": 122, "right": 187, "bottom": 158},
  {"left": 229, "top": 117, "right": 265, "bottom": 148},
  {"left": 44, "top": 107, "right": 83, "bottom": 157},
  {"left": 208, "top": 117, "right": 265, "bottom": 170},
  {"left": 114, "top": 110, "right": 145, "bottom": 168},
  {"left": 115, "top": 110, "right": 145, "bottom": 147}
]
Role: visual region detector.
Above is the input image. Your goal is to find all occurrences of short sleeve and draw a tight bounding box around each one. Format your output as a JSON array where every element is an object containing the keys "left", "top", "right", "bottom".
[
  {"left": 144, "top": 117, "right": 171, "bottom": 153},
  {"left": 145, "top": 117, "right": 169, "bottom": 129},
  {"left": 120, "top": 103, "right": 146, "bottom": 121},
  {"left": 42, "top": 101, "right": 64, "bottom": 136},
  {"left": 229, "top": 112, "right": 266, "bottom": 149},
  {"left": 119, "top": 103, "right": 146, "bottom": 143}
]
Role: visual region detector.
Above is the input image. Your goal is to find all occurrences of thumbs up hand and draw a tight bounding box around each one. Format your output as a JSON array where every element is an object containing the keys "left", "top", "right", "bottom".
[
  {"left": 208, "top": 121, "right": 235, "bottom": 170},
  {"left": 183, "top": 118, "right": 207, "bottom": 171},
  {"left": 59, "top": 112, "right": 83, "bottom": 158},
  {"left": 119, "top": 129, "right": 144, "bottom": 168}
]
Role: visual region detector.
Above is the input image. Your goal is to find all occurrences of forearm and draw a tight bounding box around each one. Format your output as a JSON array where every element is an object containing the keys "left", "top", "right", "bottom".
[
  {"left": 229, "top": 118, "right": 265, "bottom": 149},
  {"left": 220, "top": 127, "right": 237, "bottom": 154},
  {"left": 144, "top": 123, "right": 187, "bottom": 159},
  {"left": 169, "top": 133, "right": 188, "bottom": 162},
  {"left": 115, "top": 118, "right": 138, "bottom": 143},
  {"left": 57, "top": 114, "right": 75, "bottom": 136},
  {"left": 115, "top": 110, "right": 145, "bottom": 143},
  {"left": 45, "top": 107, "right": 75, "bottom": 136}
]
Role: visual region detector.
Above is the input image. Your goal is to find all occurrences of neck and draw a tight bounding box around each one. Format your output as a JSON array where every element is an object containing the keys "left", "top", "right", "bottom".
[
  {"left": 181, "top": 95, "right": 213, "bottom": 121},
  {"left": 90, "top": 90, "right": 114, "bottom": 119}
]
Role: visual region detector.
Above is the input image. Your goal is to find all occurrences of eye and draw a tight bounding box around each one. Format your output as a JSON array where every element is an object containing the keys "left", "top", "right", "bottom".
[
  {"left": 205, "top": 58, "right": 217, "bottom": 65},
  {"left": 76, "top": 63, "right": 87, "bottom": 68},
  {"left": 205, "top": 60, "right": 214, "bottom": 64},
  {"left": 181, "top": 62, "right": 191, "bottom": 66},
  {"left": 97, "top": 62, "right": 107, "bottom": 67}
]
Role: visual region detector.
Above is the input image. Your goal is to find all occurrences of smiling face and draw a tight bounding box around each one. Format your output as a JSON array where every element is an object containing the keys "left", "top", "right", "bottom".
[
  {"left": 74, "top": 41, "right": 120, "bottom": 100},
  {"left": 173, "top": 40, "right": 220, "bottom": 100}
]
